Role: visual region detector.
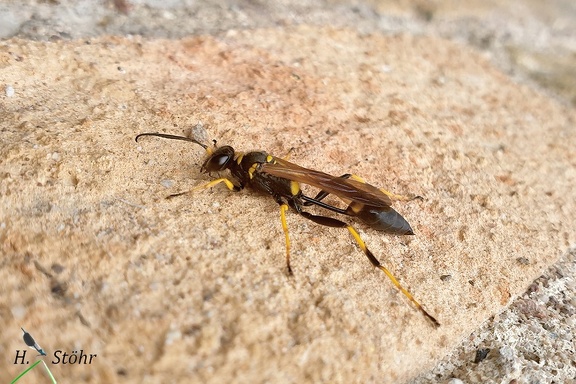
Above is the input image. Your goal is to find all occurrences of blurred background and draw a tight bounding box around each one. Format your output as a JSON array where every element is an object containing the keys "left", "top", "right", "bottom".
[{"left": 1, "top": 0, "right": 575, "bottom": 107}]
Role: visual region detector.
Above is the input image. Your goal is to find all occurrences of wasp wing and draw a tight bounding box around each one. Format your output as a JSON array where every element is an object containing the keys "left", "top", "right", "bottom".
[{"left": 261, "top": 157, "right": 392, "bottom": 207}]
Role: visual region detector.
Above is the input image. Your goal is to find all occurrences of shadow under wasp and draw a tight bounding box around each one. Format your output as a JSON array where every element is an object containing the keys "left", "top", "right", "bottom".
[{"left": 135, "top": 131, "right": 439, "bottom": 327}]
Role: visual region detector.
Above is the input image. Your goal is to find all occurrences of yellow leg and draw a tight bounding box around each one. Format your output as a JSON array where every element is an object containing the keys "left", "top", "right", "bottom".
[
  {"left": 194, "top": 178, "right": 238, "bottom": 192},
  {"left": 346, "top": 225, "right": 439, "bottom": 327},
  {"left": 279, "top": 204, "right": 293, "bottom": 275},
  {"left": 348, "top": 174, "right": 367, "bottom": 183},
  {"left": 378, "top": 188, "right": 423, "bottom": 202},
  {"left": 167, "top": 178, "right": 239, "bottom": 199},
  {"left": 277, "top": 147, "right": 295, "bottom": 161},
  {"left": 295, "top": 209, "right": 438, "bottom": 326},
  {"left": 348, "top": 174, "right": 422, "bottom": 201}
]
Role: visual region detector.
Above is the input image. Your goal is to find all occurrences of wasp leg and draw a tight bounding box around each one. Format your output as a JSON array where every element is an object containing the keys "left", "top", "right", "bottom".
[
  {"left": 280, "top": 147, "right": 295, "bottom": 161},
  {"left": 303, "top": 173, "right": 422, "bottom": 204},
  {"left": 301, "top": 194, "right": 349, "bottom": 215},
  {"left": 302, "top": 173, "right": 353, "bottom": 205},
  {"left": 302, "top": 195, "right": 414, "bottom": 235},
  {"left": 303, "top": 173, "right": 365, "bottom": 204},
  {"left": 166, "top": 178, "right": 241, "bottom": 199},
  {"left": 338, "top": 172, "right": 422, "bottom": 202},
  {"left": 297, "top": 210, "right": 439, "bottom": 327},
  {"left": 378, "top": 188, "right": 423, "bottom": 202},
  {"left": 279, "top": 203, "right": 293, "bottom": 275},
  {"left": 340, "top": 174, "right": 423, "bottom": 201}
]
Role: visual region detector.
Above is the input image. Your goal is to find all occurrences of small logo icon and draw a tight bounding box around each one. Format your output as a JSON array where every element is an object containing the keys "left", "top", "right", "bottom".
[
  {"left": 21, "top": 327, "right": 47, "bottom": 356},
  {"left": 12, "top": 327, "right": 57, "bottom": 384}
]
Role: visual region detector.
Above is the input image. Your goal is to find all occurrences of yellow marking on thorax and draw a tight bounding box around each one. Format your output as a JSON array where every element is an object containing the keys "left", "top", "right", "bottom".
[
  {"left": 248, "top": 163, "right": 258, "bottom": 179},
  {"left": 266, "top": 155, "right": 274, "bottom": 163},
  {"left": 290, "top": 181, "right": 301, "bottom": 196},
  {"left": 235, "top": 152, "right": 245, "bottom": 165}
]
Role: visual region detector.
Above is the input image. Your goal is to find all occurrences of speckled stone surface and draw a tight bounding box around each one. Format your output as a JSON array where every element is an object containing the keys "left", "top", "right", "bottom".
[{"left": 1, "top": 2, "right": 575, "bottom": 383}]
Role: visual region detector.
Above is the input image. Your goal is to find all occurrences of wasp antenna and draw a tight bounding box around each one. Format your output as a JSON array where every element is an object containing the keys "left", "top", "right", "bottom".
[{"left": 135, "top": 132, "right": 208, "bottom": 150}]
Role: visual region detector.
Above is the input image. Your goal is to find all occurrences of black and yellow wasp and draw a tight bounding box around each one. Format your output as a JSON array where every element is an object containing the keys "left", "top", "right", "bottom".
[{"left": 135, "top": 132, "right": 439, "bottom": 327}]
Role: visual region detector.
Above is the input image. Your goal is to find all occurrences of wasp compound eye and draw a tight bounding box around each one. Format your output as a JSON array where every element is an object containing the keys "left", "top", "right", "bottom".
[{"left": 201, "top": 146, "right": 234, "bottom": 172}]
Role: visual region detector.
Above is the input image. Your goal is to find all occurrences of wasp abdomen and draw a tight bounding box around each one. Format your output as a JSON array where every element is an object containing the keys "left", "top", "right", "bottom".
[{"left": 351, "top": 204, "right": 414, "bottom": 235}]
